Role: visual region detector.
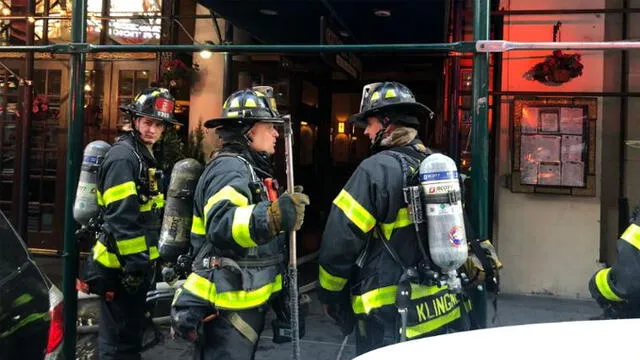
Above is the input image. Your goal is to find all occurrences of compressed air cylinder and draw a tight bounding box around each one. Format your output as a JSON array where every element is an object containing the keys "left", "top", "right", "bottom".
[
  {"left": 159, "top": 158, "right": 204, "bottom": 263},
  {"left": 419, "top": 153, "right": 468, "bottom": 273},
  {"left": 73, "top": 140, "right": 111, "bottom": 226}
]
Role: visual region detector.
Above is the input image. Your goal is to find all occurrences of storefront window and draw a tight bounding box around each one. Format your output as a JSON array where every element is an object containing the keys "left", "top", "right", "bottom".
[{"left": 1, "top": 0, "right": 160, "bottom": 45}]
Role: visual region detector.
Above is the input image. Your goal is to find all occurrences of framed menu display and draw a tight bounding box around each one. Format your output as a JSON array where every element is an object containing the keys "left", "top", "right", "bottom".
[{"left": 511, "top": 97, "right": 597, "bottom": 196}]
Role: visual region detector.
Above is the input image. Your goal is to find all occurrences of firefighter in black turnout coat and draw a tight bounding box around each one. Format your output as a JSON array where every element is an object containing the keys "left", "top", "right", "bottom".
[
  {"left": 80, "top": 87, "right": 179, "bottom": 360},
  {"left": 590, "top": 220, "right": 640, "bottom": 318},
  {"left": 170, "top": 87, "right": 309, "bottom": 360},
  {"left": 318, "top": 82, "right": 472, "bottom": 355}
]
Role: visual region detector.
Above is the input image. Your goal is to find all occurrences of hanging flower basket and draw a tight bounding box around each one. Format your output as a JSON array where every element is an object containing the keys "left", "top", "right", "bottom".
[
  {"left": 160, "top": 59, "right": 201, "bottom": 91},
  {"left": 524, "top": 50, "right": 584, "bottom": 86}
]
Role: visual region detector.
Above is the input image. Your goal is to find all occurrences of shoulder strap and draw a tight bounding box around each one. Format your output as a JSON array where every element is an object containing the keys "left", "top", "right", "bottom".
[
  {"left": 214, "top": 152, "right": 260, "bottom": 183},
  {"left": 371, "top": 146, "right": 431, "bottom": 271}
]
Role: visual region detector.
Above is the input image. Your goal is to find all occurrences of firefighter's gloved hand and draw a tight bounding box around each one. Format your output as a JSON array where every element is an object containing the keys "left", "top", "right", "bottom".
[
  {"left": 121, "top": 272, "right": 146, "bottom": 294},
  {"left": 267, "top": 191, "right": 310, "bottom": 236},
  {"left": 464, "top": 240, "right": 502, "bottom": 285}
]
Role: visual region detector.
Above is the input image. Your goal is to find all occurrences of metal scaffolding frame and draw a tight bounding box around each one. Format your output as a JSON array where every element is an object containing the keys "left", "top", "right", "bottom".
[{"left": 3, "top": 0, "right": 638, "bottom": 357}]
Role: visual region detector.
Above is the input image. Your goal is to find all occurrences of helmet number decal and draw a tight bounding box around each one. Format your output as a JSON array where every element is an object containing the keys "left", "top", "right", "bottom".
[{"left": 154, "top": 98, "right": 174, "bottom": 119}]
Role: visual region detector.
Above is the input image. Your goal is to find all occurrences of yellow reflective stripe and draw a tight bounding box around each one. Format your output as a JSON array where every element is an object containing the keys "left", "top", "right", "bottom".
[
  {"left": 93, "top": 241, "right": 121, "bottom": 269},
  {"left": 621, "top": 223, "right": 640, "bottom": 250},
  {"left": 333, "top": 189, "right": 376, "bottom": 233},
  {"left": 319, "top": 265, "right": 347, "bottom": 292},
  {"left": 204, "top": 186, "right": 249, "bottom": 224},
  {"left": 595, "top": 268, "right": 623, "bottom": 302},
  {"left": 216, "top": 274, "right": 282, "bottom": 310},
  {"left": 96, "top": 190, "right": 105, "bottom": 206},
  {"left": 352, "top": 284, "right": 450, "bottom": 315},
  {"left": 102, "top": 181, "right": 137, "bottom": 206},
  {"left": 352, "top": 285, "right": 397, "bottom": 315},
  {"left": 149, "top": 246, "right": 159, "bottom": 260},
  {"left": 405, "top": 307, "right": 461, "bottom": 339},
  {"left": 191, "top": 215, "right": 206, "bottom": 235},
  {"left": 116, "top": 235, "right": 148, "bottom": 255},
  {"left": 183, "top": 272, "right": 282, "bottom": 309},
  {"left": 140, "top": 194, "right": 165, "bottom": 212},
  {"left": 183, "top": 273, "right": 213, "bottom": 303},
  {"left": 232, "top": 205, "right": 257, "bottom": 248},
  {"left": 380, "top": 208, "right": 413, "bottom": 240}
]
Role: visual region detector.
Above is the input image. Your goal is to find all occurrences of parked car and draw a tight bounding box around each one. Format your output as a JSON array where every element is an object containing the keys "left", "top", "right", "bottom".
[{"left": 0, "top": 209, "right": 63, "bottom": 359}]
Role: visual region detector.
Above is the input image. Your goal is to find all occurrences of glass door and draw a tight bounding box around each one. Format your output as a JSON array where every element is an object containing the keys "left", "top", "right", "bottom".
[
  {"left": 29, "top": 61, "right": 69, "bottom": 252},
  {"left": 110, "top": 61, "right": 155, "bottom": 140}
]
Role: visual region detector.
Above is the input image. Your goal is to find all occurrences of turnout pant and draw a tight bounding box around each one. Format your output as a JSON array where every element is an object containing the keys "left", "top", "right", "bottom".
[
  {"left": 193, "top": 307, "right": 267, "bottom": 360},
  {"left": 98, "top": 281, "right": 150, "bottom": 360}
]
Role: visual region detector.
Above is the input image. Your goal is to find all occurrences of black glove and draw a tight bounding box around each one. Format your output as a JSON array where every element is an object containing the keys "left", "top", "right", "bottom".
[{"left": 121, "top": 272, "right": 147, "bottom": 294}]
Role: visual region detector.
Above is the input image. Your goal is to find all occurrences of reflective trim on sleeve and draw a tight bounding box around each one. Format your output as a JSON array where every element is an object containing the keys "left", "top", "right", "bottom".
[
  {"left": 102, "top": 181, "right": 137, "bottom": 206},
  {"left": 149, "top": 246, "right": 160, "bottom": 260},
  {"left": 182, "top": 272, "right": 282, "bottom": 310},
  {"left": 232, "top": 205, "right": 257, "bottom": 248},
  {"left": 204, "top": 186, "right": 249, "bottom": 224},
  {"left": 595, "top": 268, "right": 623, "bottom": 302},
  {"left": 319, "top": 265, "right": 348, "bottom": 292},
  {"left": 191, "top": 215, "right": 206, "bottom": 236},
  {"left": 621, "top": 223, "right": 640, "bottom": 250},
  {"left": 92, "top": 241, "right": 121, "bottom": 269},
  {"left": 140, "top": 194, "right": 165, "bottom": 212},
  {"left": 380, "top": 207, "right": 413, "bottom": 240},
  {"left": 116, "top": 235, "right": 148, "bottom": 256},
  {"left": 333, "top": 189, "right": 376, "bottom": 234}
]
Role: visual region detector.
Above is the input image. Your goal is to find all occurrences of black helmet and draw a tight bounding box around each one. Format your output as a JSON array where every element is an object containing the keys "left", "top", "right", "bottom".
[
  {"left": 204, "top": 86, "right": 284, "bottom": 130},
  {"left": 119, "top": 87, "right": 181, "bottom": 125},
  {"left": 348, "top": 82, "right": 434, "bottom": 128}
]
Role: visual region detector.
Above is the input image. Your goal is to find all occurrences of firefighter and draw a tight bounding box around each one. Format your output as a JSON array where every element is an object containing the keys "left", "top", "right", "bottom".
[
  {"left": 170, "top": 87, "right": 309, "bottom": 360},
  {"left": 80, "top": 87, "right": 179, "bottom": 360},
  {"left": 318, "top": 82, "right": 472, "bottom": 355},
  {"left": 589, "top": 221, "right": 640, "bottom": 318}
]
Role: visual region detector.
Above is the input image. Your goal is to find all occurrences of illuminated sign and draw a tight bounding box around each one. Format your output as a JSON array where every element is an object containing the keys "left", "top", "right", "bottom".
[{"left": 88, "top": 0, "right": 161, "bottom": 44}]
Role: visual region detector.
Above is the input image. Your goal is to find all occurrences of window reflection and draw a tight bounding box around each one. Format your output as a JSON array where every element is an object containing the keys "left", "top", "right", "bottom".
[{"left": 2, "top": 0, "right": 161, "bottom": 45}]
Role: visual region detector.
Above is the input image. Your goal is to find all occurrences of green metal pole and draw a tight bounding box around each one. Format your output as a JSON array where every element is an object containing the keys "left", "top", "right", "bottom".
[
  {"left": 61, "top": 0, "right": 87, "bottom": 356},
  {"left": 470, "top": 0, "right": 490, "bottom": 329}
]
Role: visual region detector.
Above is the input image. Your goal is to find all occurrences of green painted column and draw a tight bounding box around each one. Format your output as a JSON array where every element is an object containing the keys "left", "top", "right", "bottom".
[
  {"left": 61, "top": 0, "right": 88, "bottom": 357},
  {"left": 470, "top": 0, "right": 491, "bottom": 329}
]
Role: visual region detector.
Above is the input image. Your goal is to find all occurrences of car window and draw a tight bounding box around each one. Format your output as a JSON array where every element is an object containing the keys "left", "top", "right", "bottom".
[{"left": 0, "top": 210, "right": 29, "bottom": 280}]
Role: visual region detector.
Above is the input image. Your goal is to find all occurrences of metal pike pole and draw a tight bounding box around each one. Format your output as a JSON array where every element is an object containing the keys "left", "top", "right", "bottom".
[{"left": 283, "top": 115, "right": 301, "bottom": 359}]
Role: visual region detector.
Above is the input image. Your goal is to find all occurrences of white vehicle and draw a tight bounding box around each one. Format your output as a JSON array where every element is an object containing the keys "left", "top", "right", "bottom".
[{"left": 354, "top": 319, "right": 640, "bottom": 360}]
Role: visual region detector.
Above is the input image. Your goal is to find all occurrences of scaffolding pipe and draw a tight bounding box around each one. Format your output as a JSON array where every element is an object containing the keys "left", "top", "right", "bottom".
[
  {"left": 0, "top": 42, "right": 476, "bottom": 53},
  {"left": 478, "top": 40, "right": 640, "bottom": 52},
  {"left": 61, "top": 0, "right": 87, "bottom": 356},
  {"left": 470, "top": 0, "right": 490, "bottom": 329}
]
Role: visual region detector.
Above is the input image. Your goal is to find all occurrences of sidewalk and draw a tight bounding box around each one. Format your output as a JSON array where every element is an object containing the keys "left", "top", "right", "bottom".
[
  {"left": 35, "top": 255, "right": 603, "bottom": 360},
  {"left": 136, "top": 292, "right": 601, "bottom": 360}
]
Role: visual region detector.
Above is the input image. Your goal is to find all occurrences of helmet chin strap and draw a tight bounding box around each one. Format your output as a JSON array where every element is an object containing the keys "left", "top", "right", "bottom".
[{"left": 370, "top": 116, "right": 392, "bottom": 151}]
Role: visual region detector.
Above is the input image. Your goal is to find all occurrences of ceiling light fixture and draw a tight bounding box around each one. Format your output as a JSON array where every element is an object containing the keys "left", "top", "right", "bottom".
[
  {"left": 373, "top": 9, "right": 391, "bottom": 17},
  {"left": 259, "top": 9, "right": 278, "bottom": 16}
]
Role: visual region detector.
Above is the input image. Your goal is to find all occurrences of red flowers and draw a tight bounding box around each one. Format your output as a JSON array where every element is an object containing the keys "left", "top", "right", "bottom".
[{"left": 525, "top": 50, "right": 584, "bottom": 86}]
